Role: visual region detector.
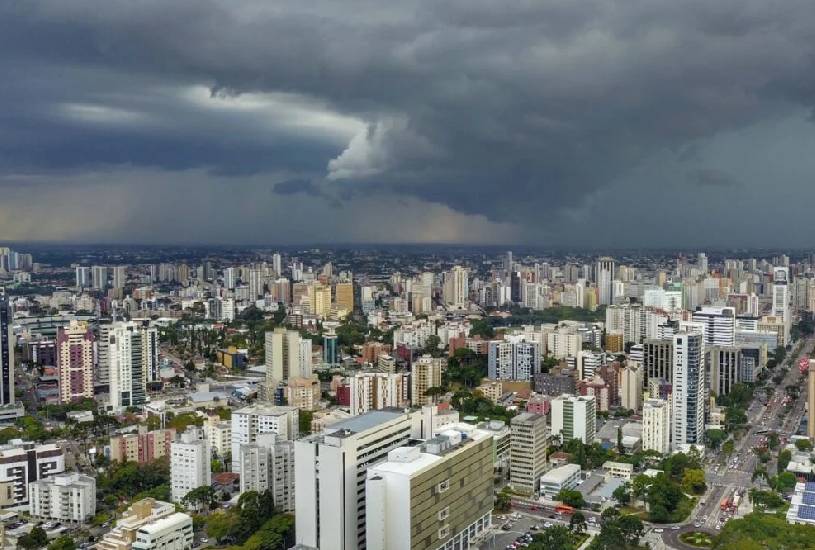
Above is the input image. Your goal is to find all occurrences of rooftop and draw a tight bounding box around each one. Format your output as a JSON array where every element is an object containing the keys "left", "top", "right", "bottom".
[{"left": 325, "top": 408, "right": 406, "bottom": 436}]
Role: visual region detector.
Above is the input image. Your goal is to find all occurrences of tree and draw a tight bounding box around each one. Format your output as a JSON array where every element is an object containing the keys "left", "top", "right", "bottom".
[
  {"left": 19, "top": 527, "right": 48, "bottom": 550},
  {"left": 47, "top": 537, "right": 75, "bottom": 550},
  {"left": 556, "top": 489, "right": 586, "bottom": 509},
  {"left": 469, "top": 318, "right": 495, "bottom": 339},
  {"left": 613, "top": 483, "right": 631, "bottom": 505},
  {"left": 795, "top": 439, "right": 813, "bottom": 452},
  {"left": 422, "top": 335, "right": 444, "bottom": 357},
  {"left": 778, "top": 448, "right": 792, "bottom": 472},
  {"left": 681, "top": 469, "right": 707, "bottom": 495},
  {"left": 706, "top": 429, "right": 727, "bottom": 449},
  {"left": 570, "top": 511, "right": 587, "bottom": 534},
  {"left": 530, "top": 525, "right": 573, "bottom": 549},
  {"left": 298, "top": 410, "right": 314, "bottom": 435},
  {"left": 722, "top": 439, "right": 735, "bottom": 456},
  {"left": 206, "top": 510, "right": 239, "bottom": 542},
  {"left": 495, "top": 488, "right": 512, "bottom": 513},
  {"left": 774, "top": 471, "right": 797, "bottom": 493},
  {"left": 183, "top": 485, "right": 218, "bottom": 511}
]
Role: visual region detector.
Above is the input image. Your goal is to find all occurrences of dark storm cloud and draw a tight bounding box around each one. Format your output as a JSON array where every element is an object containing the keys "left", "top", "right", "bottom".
[
  {"left": 273, "top": 179, "right": 321, "bottom": 196},
  {"left": 2, "top": 0, "right": 815, "bottom": 242},
  {"left": 689, "top": 169, "right": 742, "bottom": 189}
]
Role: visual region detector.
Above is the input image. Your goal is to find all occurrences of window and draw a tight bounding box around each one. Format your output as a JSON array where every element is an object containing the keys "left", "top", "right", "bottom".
[
  {"left": 438, "top": 506, "right": 449, "bottom": 521},
  {"left": 438, "top": 526, "right": 450, "bottom": 539},
  {"left": 437, "top": 479, "right": 450, "bottom": 493}
]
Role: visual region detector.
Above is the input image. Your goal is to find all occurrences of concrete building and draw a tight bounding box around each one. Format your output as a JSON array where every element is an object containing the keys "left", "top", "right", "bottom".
[
  {"left": 95, "top": 499, "right": 192, "bottom": 550},
  {"left": 110, "top": 428, "right": 176, "bottom": 464},
  {"left": 692, "top": 306, "right": 736, "bottom": 347},
  {"left": 411, "top": 355, "right": 443, "bottom": 407},
  {"left": 642, "top": 339, "right": 673, "bottom": 384},
  {"left": 533, "top": 370, "right": 576, "bottom": 397},
  {"left": 264, "top": 327, "right": 311, "bottom": 388},
  {"left": 335, "top": 282, "right": 354, "bottom": 314},
  {"left": 107, "top": 321, "right": 159, "bottom": 410},
  {"left": 539, "top": 463, "right": 581, "bottom": 500},
  {"left": 286, "top": 377, "right": 321, "bottom": 411},
  {"left": 671, "top": 332, "right": 705, "bottom": 449},
  {"left": 295, "top": 409, "right": 419, "bottom": 550},
  {"left": 29, "top": 472, "right": 96, "bottom": 523},
  {"left": 238, "top": 433, "right": 295, "bottom": 513},
  {"left": 642, "top": 398, "right": 670, "bottom": 454},
  {"left": 0, "top": 291, "right": 14, "bottom": 406},
  {"left": 707, "top": 346, "right": 741, "bottom": 398},
  {"left": 620, "top": 363, "right": 644, "bottom": 411},
  {"left": 808, "top": 366, "right": 815, "bottom": 440},
  {"left": 487, "top": 335, "right": 541, "bottom": 381},
  {"left": 596, "top": 257, "right": 615, "bottom": 305},
  {"left": 231, "top": 404, "right": 299, "bottom": 474},
  {"left": 170, "top": 428, "right": 211, "bottom": 504},
  {"left": 0, "top": 441, "right": 64, "bottom": 507},
  {"left": 365, "top": 424, "right": 493, "bottom": 550},
  {"left": 204, "top": 417, "right": 231, "bottom": 458},
  {"left": 56, "top": 320, "right": 95, "bottom": 403},
  {"left": 350, "top": 371, "right": 409, "bottom": 415},
  {"left": 477, "top": 379, "right": 503, "bottom": 404},
  {"left": 551, "top": 394, "right": 596, "bottom": 444},
  {"left": 509, "top": 413, "right": 548, "bottom": 495}
]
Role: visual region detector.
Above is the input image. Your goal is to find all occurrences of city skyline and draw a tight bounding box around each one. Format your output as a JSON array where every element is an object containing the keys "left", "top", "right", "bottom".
[{"left": 3, "top": 2, "right": 815, "bottom": 246}]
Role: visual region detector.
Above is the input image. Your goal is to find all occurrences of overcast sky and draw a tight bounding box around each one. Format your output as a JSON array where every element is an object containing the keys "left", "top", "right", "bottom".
[{"left": 2, "top": 1, "right": 815, "bottom": 247}]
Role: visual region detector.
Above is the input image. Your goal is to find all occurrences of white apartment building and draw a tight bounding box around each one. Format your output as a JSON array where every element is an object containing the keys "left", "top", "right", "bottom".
[
  {"left": 238, "top": 434, "right": 295, "bottom": 513},
  {"left": 29, "top": 472, "right": 96, "bottom": 522},
  {"left": 772, "top": 267, "right": 791, "bottom": 345},
  {"left": 295, "top": 409, "right": 419, "bottom": 550},
  {"left": 0, "top": 441, "right": 65, "bottom": 506},
  {"left": 691, "top": 306, "right": 736, "bottom": 347},
  {"left": 107, "top": 321, "right": 159, "bottom": 410},
  {"left": 547, "top": 329, "right": 581, "bottom": 360},
  {"left": 671, "top": 332, "right": 705, "bottom": 449},
  {"left": 550, "top": 394, "right": 596, "bottom": 444},
  {"left": 170, "top": 428, "right": 211, "bottom": 504},
  {"left": 350, "top": 371, "right": 409, "bottom": 415},
  {"left": 230, "top": 404, "right": 298, "bottom": 474},
  {"left": 204, "top": 416, "right": 231, "bottom": 458},
  {"left": 365, "top": 424, "right": 493, "bottom": 550},
  {"left": 642, "top": 398, "right": 670, "bottom": 454}
]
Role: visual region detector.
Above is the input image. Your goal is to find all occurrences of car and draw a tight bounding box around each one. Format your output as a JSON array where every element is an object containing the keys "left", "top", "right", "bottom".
[
  {"left": 201, "top": 538, "right": 208, "bottom": 544},
  {"left": 529, "top": 525, "right": 538, "bottom": 531},
  {"left": 694, "top": 523, "right": 701, "bottom": 528},
  {"left": 502, "top": 523, "right": 512, "bottom": 531},
  {"left": 653, "top": 528, "right": 664, "bottom": 533},
  {"left": 672, "top": 526, "right": 680, "bottom": 530}
]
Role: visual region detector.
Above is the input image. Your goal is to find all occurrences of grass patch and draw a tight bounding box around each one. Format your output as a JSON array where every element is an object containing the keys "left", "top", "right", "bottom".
[{"left": 679, "top": 531, "right": 713, "bottom": 547}]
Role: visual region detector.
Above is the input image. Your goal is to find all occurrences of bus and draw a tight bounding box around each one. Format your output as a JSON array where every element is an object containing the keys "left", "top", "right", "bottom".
[{"left": 555, "top": 504, "right": 575, "bottom": 515}]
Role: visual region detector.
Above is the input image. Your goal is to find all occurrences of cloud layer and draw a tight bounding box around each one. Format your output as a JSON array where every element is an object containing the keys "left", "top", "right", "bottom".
[{"left": 2, "top": 1, "right": 815, "bottom": 245}]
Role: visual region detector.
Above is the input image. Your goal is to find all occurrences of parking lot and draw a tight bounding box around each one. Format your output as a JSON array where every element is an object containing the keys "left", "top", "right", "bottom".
[{"left": 479, "top": 511, "right": 599, "bottom": 549}]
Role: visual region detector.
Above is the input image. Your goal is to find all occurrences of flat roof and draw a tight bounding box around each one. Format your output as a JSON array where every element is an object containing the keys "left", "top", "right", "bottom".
[
  {"left": 325, "top": 409, "right": 405, "bottom": 435},
  {"left": 540, "top": 463, "right": 581, "bottom": 483},
  {"left": 137, "top": 512, "right": 191, "bottom": 535}
]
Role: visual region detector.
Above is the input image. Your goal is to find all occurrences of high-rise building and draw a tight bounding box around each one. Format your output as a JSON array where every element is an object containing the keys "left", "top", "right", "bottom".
[
  {"left": 230, "top": 404, "right": 299, "bottom": 474},
  {"left": 595, "top": 257, "right": 615, "bottom": 305},
  {"left": 272, "top": 253, "right": 282, "bottom": 277},
  {"left": 620, "top": 363, "right": 644, "bottom": 411},
  {"left": 91, "top": 265, "right": 107, "bottom": 290},
  {"left": 112, "top": 265, "right": 128, "bottom": 290},
  {"left": 365, "top": 424, "right": 493, "bottom": 550},
  {"left": 265, "top": 327, "right": 311, "bottom": 388},
  {"left": 170, "top": 428, "right": 211, "bottom": 504},
  {"left": 107, "top": 321, "right": 158, "bottom": 410},
  {"left": 671, "top": 331, "right": 705, "bottom": 450},
  {"left": 29, "top": 473, "right": 96, "bottom": 523},
  {"left": 509, "top": 413, "right": 548, "bottom": 495},
  {"left": 772, "top": 267, "right": 791, "bottom": 345},
  {"left": 238, "top": 433, "right": 295, "bottom": 512},
  {"left": 286, "top": 377, "right": 321, "bottom": 411},
  {"left": 692, "top": 306, "right": 736, "bottom": 347},
  {"left": 442, "top": 266, "right": 469, "bottom": 307},
  {"left": 487, "top": 335, "right": 541, "bottom": 381},
  {"left": 707, "top": 346, "right": 741, "bottom": 398},
  {"left": 551, "top": 394, "right": 596, "bottom": 444},
  {"left": 350, "top": 371, "right": 409, "bottom": 415},
  {"left": 0, "top": 290, "right": 14, "bottom": 406},
  {"left": 335, "top": 281, "right": 354, "bottom": 314},
  {"left": 642, "top": 338, "right": 673, "bottom": 384},
  {"left": 0, "top": 441, "right": 65, "bottom": 506},
  {"left": 323, "top": 331, "right": 338, "bottom": 365},
  {"left": 75, "top": 266, "right": 91, "bottom": 288},
  {"left": 411, "top": 355, "right": 443, "bottom": 407},
  {"left": 56, "top": 320, "right": 95, "bottom": 403},
  {"left": 642, "top": 398, "right": 671, "bottom": 454},
  {"left": 295, "top": 409, "right": 418, "bottom": 550},
  {"left": 223, "top": 267, "right": 237, "bottom": 289}
]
